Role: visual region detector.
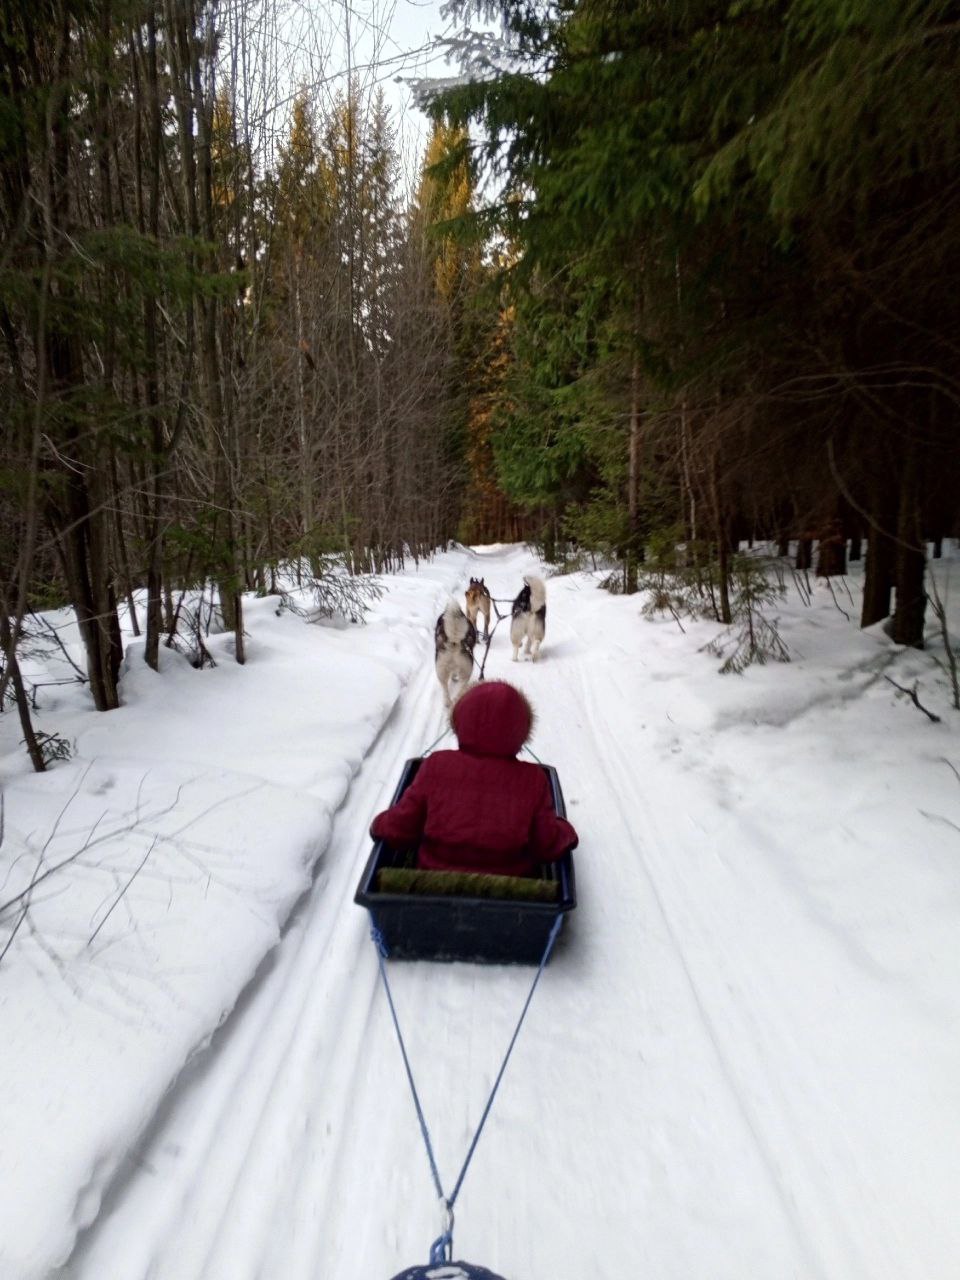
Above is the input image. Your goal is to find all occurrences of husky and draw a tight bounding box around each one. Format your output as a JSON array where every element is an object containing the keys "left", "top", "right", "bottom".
[
  {"left": 464, "top": 577, "right": 492, "bottom": 640},
  {"left": 435, "top": 600, "right": 477, "bottom": 705},
  {"left": 511, "top": 574, "right": 546, "bottom": 662}
]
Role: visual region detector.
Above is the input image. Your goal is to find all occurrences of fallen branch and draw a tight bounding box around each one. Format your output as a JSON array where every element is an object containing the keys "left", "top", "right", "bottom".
[
  {"left": 86, "top": 835, "right": 159, "bottom": 948},
  {"left": 791, "top": 567, "right": 812, "bottom": 608},
  {"left": 28, "top": 610, "right": 88, "bottom": 682},
  {"left": 0, "top": 770, "right": 182, "bottom": 921},
  {"left": 884, "top": 675, "right": 942, "bottom": 723},
  {"left": 824, "top": 576, "right": 851, "bottom": 622},
  {"left": 0, "top": 899, "right": 31, "bottom": 966}
]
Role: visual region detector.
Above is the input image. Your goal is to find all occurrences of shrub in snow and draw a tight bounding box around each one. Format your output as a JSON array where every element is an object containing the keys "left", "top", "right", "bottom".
[
  {"left": 276, "top": 558, "right": 384, "bottom": 624},
  {"left": 704, "top": 555, "right": 790, "bottom": 674}
]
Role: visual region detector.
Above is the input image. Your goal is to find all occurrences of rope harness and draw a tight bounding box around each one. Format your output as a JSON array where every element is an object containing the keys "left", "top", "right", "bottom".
[
  {"left": 473, "top": 595, "right": 513, "bottom": 683},
  {"left": 370, "top": 912, "right": 563, "bottom": 1263}
]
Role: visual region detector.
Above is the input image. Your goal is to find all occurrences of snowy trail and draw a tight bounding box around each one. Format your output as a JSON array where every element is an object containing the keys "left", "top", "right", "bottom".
[
  {"left": 59, "top": 641, "right": 451, "bottom": 1280},
  {"left": 57, "top": 547, "right": 960, "bottom": 1280}
]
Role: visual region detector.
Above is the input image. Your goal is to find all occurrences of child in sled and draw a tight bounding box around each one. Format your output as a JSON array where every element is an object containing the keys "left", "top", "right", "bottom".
[{"left": 370, "top": 680, "right": 578, "bottom": 877}]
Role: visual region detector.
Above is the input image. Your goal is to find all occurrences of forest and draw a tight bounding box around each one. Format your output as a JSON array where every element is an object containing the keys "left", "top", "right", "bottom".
[{"left": 2, "top": 0, "right": 959, "bottom": 772}]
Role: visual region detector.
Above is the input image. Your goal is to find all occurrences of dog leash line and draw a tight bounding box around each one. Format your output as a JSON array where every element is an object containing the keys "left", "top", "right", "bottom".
[
  {"left": 370, "top": 911, "right": 564, "bottom": 1263},
  {"left": 421, "top": 726, "right": 452, "bottom": 756},
  {"left": 475, "top": 609, "right": 508, "bottom": 682}
]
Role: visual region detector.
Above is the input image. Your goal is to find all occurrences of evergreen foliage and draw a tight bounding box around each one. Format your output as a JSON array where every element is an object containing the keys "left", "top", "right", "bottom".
[{"left": 427, "top": 0, "right": 960, "bottom": 635}]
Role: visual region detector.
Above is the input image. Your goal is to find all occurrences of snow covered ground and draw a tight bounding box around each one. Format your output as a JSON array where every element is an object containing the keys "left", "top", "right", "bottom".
[{"left": 3, "top": 543, "right": 960, "bottom": 1280}]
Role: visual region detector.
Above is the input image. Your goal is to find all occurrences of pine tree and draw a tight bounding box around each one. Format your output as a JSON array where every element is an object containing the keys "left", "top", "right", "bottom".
[{"left": 427, "top": 0, "right": 960, "bottom": 638}]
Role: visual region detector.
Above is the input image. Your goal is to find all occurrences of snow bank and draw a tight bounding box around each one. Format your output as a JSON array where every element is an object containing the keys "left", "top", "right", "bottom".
[{"left": 0, "top": 552, "right": 468, "bottom": 1278}]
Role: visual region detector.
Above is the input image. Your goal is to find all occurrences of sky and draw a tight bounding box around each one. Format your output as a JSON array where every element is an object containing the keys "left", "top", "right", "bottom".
[{"left": 272, "top": 0, "right": 468, "bottom": 180}]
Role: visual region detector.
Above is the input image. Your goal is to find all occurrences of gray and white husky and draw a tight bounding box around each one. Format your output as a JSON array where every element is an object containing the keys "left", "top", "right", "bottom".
[
  {"left": 511, "top": 574, "right": 546, "bottom": 662},
  {"left": 435, "top": 600, "right": 477, "bottom": 705}
]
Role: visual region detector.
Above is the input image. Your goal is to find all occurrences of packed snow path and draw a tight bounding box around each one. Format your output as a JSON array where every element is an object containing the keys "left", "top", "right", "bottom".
[{"left": 58, "top": 546, "right": 960, "bottom": 1280}]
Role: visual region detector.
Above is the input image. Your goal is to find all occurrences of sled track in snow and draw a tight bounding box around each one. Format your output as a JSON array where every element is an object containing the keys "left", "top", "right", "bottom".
[
  {"left": 60, "top": 654, "right": 453, "bottom": 1280},
  {"left": 569, "top": 646, "right": 909, "bottom": 1280},
  {"left": 569, "top": 652, "right": 829, "bottom": 1278}
]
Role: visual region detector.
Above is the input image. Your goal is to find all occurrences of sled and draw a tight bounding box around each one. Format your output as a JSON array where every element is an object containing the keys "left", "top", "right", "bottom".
[{"left": 355, "top": 757, "right": 576, "bottom": 965}]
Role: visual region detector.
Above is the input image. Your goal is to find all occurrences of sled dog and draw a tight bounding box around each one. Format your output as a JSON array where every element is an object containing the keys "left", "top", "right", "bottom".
[
  {"left": 435, "top": 600, "right": 477, "bottom": 705},
  {"left": 464, "top": 577, "right": 492, "bottom": 640},
  {"left": 511, "top": 574, "right": 546, "bottom": 662}
]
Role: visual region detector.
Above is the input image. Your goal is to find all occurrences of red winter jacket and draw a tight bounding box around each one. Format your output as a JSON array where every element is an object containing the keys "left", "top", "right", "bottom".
[{"left": 370, "top": 681, "right": 579, "bottom": 877}]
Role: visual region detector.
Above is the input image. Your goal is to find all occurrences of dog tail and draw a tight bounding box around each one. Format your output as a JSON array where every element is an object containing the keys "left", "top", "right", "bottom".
[
  {"left": 523, "top": 575, "right": 546, "bottom": 611},
  {"left": 442, "top": 599, "right": 471, "bottom": 643}
]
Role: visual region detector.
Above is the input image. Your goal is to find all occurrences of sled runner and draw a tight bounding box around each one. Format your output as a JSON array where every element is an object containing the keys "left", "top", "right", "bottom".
[{"left": 354, "top": 757, "right": 576, "bottom": 965}]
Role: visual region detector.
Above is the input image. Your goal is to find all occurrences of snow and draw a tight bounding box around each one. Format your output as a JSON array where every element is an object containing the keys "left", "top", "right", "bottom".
[{"left": 3, "top": 543, "right": 960, "bottom": 1280}]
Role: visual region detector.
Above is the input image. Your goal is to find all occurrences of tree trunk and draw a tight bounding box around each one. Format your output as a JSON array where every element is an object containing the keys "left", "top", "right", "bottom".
[
  {"left": 717, "top": 534, "right": 732, "bottom": 624},
  {"left": 815, "top": 518, "right": 847, "bottom": 577},
  {"left": 679, "top": 400, "right": 697, "bottom": 547},
  {"left": 111, "top": 454, "right": 140, "bottom": 635},
  {"left": 861, "top": 526, "right": 896, "bottom": 629},
  {"left": 41, "top": 14, "right": 121, "bottom": 710},
  {"left": 0, "top": 607, "right": 45, "bottom": 772},
  {"left": 294, "top": 256, "right": 314, "bottom": 547},
  {"left": 625, "top": 353, "right": 642, "bottom": 594},
  {"left": 139, "top": 12, "right": 164, "bottom": 673},
  {"left": 709, "top": 452, "right": 732, "bottom": 624},
  {"left": 891, "top": 451, "right": 926, "bottom": 648}
]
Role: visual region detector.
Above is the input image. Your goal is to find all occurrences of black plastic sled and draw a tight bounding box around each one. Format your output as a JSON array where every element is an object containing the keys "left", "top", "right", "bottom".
[{"left": 355, "top": 757, "right": 576, "bottom": 965}]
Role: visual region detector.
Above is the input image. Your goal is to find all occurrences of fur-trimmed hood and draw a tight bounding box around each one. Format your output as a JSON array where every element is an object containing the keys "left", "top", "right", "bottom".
[{"left": 451, "top": 680, "right": 534, "bottom": 758}]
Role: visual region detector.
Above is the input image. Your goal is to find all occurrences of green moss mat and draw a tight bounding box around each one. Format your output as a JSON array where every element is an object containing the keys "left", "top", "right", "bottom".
[{"left": 376, "top": 866, "right": 559, "bottom": 903}]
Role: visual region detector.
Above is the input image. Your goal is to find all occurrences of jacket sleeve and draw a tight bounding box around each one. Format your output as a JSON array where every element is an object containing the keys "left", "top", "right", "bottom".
[
  {"left": 370, "top": 760, "right": 432, "bottom": 846},
  {"left": 528, "top": 773, "right": 579, "bottom": 863}
]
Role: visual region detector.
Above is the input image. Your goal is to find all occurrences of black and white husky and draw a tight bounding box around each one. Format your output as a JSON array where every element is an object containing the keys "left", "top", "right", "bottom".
[
  {"left": 511, "top": 574, "right": 546, "bottom": 662},
  {"left": 435, "top": 600, "right": 477, "bottom": 705}
]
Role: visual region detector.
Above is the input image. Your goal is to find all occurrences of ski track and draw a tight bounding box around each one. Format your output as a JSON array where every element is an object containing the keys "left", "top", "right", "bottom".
[
  {"left": 571, "top": 653, "right": 839, "bottom": 1277},
  {"left": 59, "top": 623, "right": 451, "bottom": 1280},
  {"left": 566, "top": 616, "right": 927, "bottom": 1280},
  {"left": 55, "top": 548, "right": 942, "bottom": 1279}
]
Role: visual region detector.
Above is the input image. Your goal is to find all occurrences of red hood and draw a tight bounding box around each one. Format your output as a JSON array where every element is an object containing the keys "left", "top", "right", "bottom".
[{"left": 452, "top": 681, "right": 533, "bottom": 758}]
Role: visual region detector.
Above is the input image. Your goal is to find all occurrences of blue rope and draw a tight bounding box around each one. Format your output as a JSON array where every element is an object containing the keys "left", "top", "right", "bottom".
[
  {"left": 429, "top": 1213, "right": 454, "bottom": 1265},
  {"left": 475, "top": 606, "right": 509, "bottom": 683},
  {"left": 371, "top": 925, "right": 444, "bottom": 1202},
  {"left": 420, "top": 726, "right": 451, "bottom": 757},
  {"left": 448, "top": 912, "right": 562, "bottom": 1207},
  {"left": 370, "top": 912, "right": 565, "bottom": 1263}
]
